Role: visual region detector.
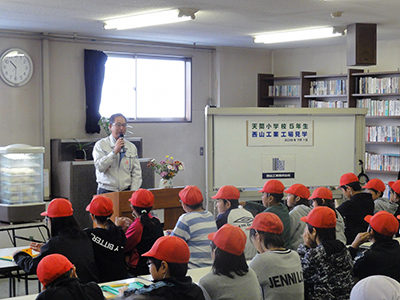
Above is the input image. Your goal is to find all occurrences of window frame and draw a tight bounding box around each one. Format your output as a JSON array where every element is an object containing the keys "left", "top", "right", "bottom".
[{"left": 102, "top": 52, "right": 192, "bottom": 123}]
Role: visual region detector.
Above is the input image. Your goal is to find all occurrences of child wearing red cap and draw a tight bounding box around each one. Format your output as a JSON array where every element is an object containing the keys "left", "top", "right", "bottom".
[
  {"left": 336, "top": 172, "right": 374, "bottom": 244},
  {"left": 383, "top": 180, "right": 400, "bottom": 217},
  {"left": 212, "top": 185, "right": 257, "bottom": 260},
  {"left": 84, "top": 195, "right": 128, "bottom": 282},
  {"left": 298, "top": 206, "right": 353, "bottom": 300},
  {"left": 362, "top": 178, "right": 393, "bottom": 214},
  {"left": 349, "top": 211, "right": 400, "bottom": 283},
  {"left": 241, "top": 179, "right": 292, "bottom": 249},
  {"left": 13, "top": 198, "right": 99, "bottom": 283},
  {"left": 36, "top": 254, "right": 104, "bottom": 300},
  {"left": 121, "top": 236, "right": 205, "bottom": 300},
  {"left": 169, "top": 185, "right": 217, "bottom": 268},
  {"left": 285, "top": 183, "right": 312, "bottom": 250},
  {"left": 248, "top": 213, "right": 304, "bottom": 300},
  {"left": 309, "top": 187, "right": 347, "bottom": 245},
  {"left": 199, "top": 224, "right": 262, "bottom": 300},
  {"left": 116, "top": 188, "right": 163, "bottom": 276}
]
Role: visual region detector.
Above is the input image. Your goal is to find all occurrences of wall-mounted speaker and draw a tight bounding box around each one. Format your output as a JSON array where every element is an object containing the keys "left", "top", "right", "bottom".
[{"left": 347, "top": 23, "right": 377, "bottom": 66}]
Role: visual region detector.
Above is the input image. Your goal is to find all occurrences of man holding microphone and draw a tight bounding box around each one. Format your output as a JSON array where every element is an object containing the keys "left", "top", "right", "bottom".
[{"left": 93, "top": 113, "right": 142, "bottom": 194}]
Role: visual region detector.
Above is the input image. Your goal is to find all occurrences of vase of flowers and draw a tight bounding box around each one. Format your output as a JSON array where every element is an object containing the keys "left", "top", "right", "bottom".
[{"left": 147, "top": 156, "right": 184, "bottom": 188}]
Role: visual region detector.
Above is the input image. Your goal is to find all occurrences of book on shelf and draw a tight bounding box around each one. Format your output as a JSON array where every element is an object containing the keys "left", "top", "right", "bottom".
[
  {"left": 268, "top": 84, "right": 299, "bottom": 97},
  {"left": 365, "top": 152, "right": 400, "bottom": 172},
  {"left": 357, "top": 98, "right": 400, "bottom": 116},
  {"left": 309, "top": 79, "right": 347, "bottom": 96},
  {"left": 308, "top": 100, "right": 347, "bottom": 108},
  {"left": 365, "top": 125, "right": 400, "bottom": 142},
  {"left": 357, "top": 76, "right": 400, "bottom": 94}
]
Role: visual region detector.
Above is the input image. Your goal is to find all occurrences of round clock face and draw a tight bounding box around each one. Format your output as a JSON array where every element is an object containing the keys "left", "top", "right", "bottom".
[{"left": 0, "top": 48, "right": 33, "bottom": 87}]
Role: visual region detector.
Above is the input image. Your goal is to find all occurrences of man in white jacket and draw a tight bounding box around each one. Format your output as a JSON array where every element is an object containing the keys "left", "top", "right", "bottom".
[{"left": 93, "top": 113, "right": 142, "bottom": 194}]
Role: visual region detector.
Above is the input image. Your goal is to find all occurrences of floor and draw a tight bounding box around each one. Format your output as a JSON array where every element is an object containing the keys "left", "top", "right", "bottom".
[{"left": 0, "top": 276, "right": 40, "bottom": 299}]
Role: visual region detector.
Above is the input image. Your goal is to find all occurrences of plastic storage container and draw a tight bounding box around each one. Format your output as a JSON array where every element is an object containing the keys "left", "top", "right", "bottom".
[{"left": 0, "top": 144, "right": 44, "bottom": 205}]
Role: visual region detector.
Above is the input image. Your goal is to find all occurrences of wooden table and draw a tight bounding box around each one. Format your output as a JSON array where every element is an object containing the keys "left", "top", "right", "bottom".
[{"left": 103, "top": 187, "right": 185, "bottom": 229}]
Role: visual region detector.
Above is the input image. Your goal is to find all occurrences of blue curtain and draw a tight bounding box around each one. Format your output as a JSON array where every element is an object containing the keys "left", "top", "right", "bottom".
[{"left": 84, "top": 49, "right": 108, "bottom": 134}]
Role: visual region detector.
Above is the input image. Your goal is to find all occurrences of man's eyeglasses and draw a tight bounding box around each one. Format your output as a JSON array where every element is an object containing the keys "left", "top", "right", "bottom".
[{"left": 112, "top": 123, "right": 127, "bottom": 128}]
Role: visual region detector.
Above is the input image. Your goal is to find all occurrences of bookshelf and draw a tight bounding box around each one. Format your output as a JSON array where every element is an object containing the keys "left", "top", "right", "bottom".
[
  {"left": 256, "top": 69, "right": 400, "bottom": 187},
  {"left": 257, "top": 70, "right": 359, "bottom": 108},
  {"left": 352, "top": 71, "right": 400, "bottom": 183},
  {"left": 257, "top": 73, "right": 311, "bottom": 107},
  {"left": 301, "top": 69, "right": 359, "bottom": 108}
]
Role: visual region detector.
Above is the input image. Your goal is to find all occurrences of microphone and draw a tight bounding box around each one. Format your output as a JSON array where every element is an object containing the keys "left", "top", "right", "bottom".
[{"left": 118, "top": 133, "right": 125, "bottom": 153}]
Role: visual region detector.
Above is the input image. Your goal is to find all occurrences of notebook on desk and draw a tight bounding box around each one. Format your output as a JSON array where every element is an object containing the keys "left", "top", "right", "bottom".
[{"left": 0, "top": 247, "right": 38, "bottom": 261}]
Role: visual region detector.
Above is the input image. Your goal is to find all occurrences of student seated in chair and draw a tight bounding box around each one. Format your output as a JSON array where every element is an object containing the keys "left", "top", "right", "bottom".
[
  {"left": 35, "top": 254, "right": 104, "bottom": 300},
  {"left": 349, "top": 210, "right": 400, "bottom": 283},
  {"left": 212, "top": 185, "right": 257, "bottom": 260},
  {"left": 120, "top": 236, "right": 205, "bottom": 300}
]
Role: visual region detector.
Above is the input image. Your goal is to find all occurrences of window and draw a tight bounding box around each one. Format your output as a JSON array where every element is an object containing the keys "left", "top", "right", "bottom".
[{"left": 100, "top": 53, "right": 192, "bottom": 122}]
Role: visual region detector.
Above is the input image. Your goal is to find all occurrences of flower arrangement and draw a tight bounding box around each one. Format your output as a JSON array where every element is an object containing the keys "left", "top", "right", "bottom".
[{"left": 147, "top": 156, "right": 184, "bottom": 179}]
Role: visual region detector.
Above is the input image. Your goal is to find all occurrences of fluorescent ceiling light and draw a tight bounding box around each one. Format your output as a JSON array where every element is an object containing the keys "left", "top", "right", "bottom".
[
  {"left": 254, "top": 27, "right": 344, "bottom": 44},
  {"left": 104, "top": 8, "right": 197, "bottom": 30}
]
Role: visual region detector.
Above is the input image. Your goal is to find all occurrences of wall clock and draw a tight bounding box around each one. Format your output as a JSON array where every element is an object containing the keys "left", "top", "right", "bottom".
[{"left": 0, "top": 48, "right": 33, "bottom": 87}]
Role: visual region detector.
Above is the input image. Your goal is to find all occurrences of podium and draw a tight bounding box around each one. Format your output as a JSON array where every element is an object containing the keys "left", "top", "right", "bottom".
[{"left": 103, "top": 187, "right": 185, "bottom": 229}]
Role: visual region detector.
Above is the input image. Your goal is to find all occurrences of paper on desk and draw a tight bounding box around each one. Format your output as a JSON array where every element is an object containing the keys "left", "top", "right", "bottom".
[
  {"left": 101, "top": 281, "right": 145, "bottom": 297},
  {"left": 0, "top": 247, "right": 39, "bottom": 261}
]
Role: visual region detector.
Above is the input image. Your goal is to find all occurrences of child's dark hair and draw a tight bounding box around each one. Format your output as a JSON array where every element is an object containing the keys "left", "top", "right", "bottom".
[
  {"left": 50, "top": 215, "right": 80, "bottom": 237},
  {"left": 132, "top": 206, "right": 154, "bottom": 229},
  {"left": 91, "top": 214, "right": 124, "bottom": 238},
  {"left": 268, "top": 193, "right": 284, "bottom": 203},
  {"left": 249, "top": 229, "right": 284, "bottom": 249},
  {"left": 185, "top": 202, "right": 203, "bottom": 210},
  {"left": 220, "top": 199, "right": 239, "bottom": 209},
  {"left": 307, "top": 223, "right": 336, "bottom": 243},
  {"left": 312, "top": 198, "right": 336, "bottom": 211},
  {"left": 210, "top": 242, "right": 248, "bottom": 279},
  {"left": 370, "top": 227, "right": 393, "bottom": 242},
  {"left": 293, "top": 197, "right": 311, "bottom": 207},
  {"left": 368, "top": 188, "right": 383, "bottom": 198},
  {"left": 147, "top": 257, "right": 188, "bottom": 278},
  {"left": 46, "top": 269, "right": 73, "bottom": 288},
  {"left": 341, "top": 181, "right": 361, "bottom": 192}
]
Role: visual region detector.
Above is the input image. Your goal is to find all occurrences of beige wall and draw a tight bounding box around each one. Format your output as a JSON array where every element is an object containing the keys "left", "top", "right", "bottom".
[
  {"left": 272, "top": 39, "right": 400, "bottom": 75},
  {"left": 0, "top": 37, "right": 42, "bottom": 146},
  {"left": 0, "top": 35, "right": 271, "bottom": 194},
  {"left": 216, "top": 47, "right": 272, "bottom": 107}
]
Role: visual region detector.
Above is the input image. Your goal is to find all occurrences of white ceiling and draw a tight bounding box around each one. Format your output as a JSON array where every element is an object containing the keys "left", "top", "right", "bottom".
[{"left": 0, "top": 0, "right": 399, "bottom": 49}]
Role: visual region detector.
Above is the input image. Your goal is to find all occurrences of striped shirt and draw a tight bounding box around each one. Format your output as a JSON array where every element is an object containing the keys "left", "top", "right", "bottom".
[{"left": 171, "top": 210, "right": 217, "bottom": 268}]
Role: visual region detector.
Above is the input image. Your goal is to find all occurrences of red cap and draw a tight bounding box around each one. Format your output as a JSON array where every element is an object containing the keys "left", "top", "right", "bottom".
[
  {"left": 339, "top": 172, "right": 359, "bottom": 187},
  {"left": 37, "top": 254, "right": 74, "bottom": 287},
  {"left": 301, "top": 206, "right": 336, "bottom": 228},
  {"left": 362, "top": 178, "right": 386, "bottom": 192},
  {"left": 309, "top": 187, "right": 333, "bottom": 200},
  {"left": 86, "top": 195, "right": 114, "bottom": 216},
  {"left": 41, "top": 198, "right": 73, "bottom": 218},
  {"left": 179, "top": 185, "right": 203, "bottom": 205},
  {"left": 365, "top": 211, "right": 399, "bottom": 236},
  {"left": 389, "top": 180, "right": 400, "bottom": 194},
  {"left": 129, "top": 189, "right": 154, "bottom": 208},
  {"left": 142, "top": 236, "right": 190, "bottom": 264},
  {"left": 284, "top": 184, "right": 310, "bottom": 199},
  {"left": 247, "top": 212, "right": 283, "bottom": 234},
  {"left": 211, "top": 185, "right": 240, "bottom": 200},
  {"left": 259, "top": 180, "right": 285, "bottom": 194},
  {"left": 208, "top": 224, "right": 246, "bottom": 256}
]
